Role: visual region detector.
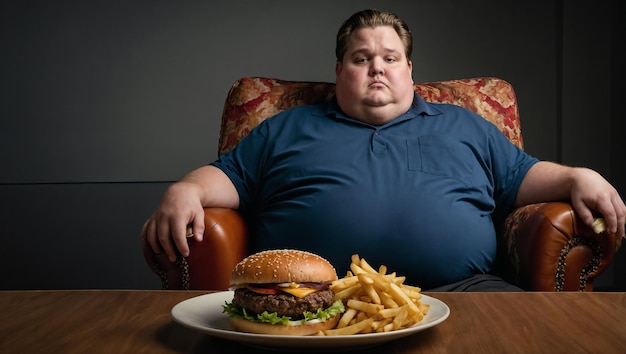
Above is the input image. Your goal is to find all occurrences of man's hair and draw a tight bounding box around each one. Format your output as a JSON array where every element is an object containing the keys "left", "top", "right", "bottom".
[{"left": 335, "top": 9, "right": 413, "bottom": 62}]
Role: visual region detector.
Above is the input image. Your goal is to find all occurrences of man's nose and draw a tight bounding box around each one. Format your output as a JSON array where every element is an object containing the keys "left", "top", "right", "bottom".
[{"left": 370, "top": 57, "right": 384, "bottom": 75}]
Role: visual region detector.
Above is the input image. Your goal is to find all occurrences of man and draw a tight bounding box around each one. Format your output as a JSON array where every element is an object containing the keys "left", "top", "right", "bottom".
[{"left": 142, "top": 9, "right": 625, "bottom": 291}]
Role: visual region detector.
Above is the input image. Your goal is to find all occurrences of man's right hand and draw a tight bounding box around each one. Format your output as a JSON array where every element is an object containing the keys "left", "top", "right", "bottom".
[
  {"left": 141, "top": 165, "right": 240, "bottom": 262},
  {"left": 142, "top": 181, "right": 206, "bottom": 262}
]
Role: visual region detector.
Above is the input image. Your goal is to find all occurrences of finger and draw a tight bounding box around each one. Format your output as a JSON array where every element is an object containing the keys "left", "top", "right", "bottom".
[
  {"left": 191, "top": 212, "right": 205, "bottom": 242},
  {"left": 143, "top": 218, "right": 162, "bottom": 255},
  {"left": 613, "top": 197, "right": 626, "bottom": 238},
  {"left": 156, "top": 221, "right": 178, "bottom": 262},
  {"left": 571, "top": 198, "right": 594, "bottom": 227},
  {"left": 171, "top": 219, "right": 191, "bottom": 259},
  {"left": 594, "top": 195, "right": 620, "bottom": 235}
]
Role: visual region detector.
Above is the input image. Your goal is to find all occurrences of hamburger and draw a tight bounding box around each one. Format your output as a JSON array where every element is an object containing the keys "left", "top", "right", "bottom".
[{"left": 222, "top": 249, "right": 345, "bottom": 335}]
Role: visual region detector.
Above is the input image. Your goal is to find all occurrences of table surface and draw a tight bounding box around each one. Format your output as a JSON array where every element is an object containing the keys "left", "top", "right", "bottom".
[{"left": 0, "top": 290, "right": 624, "bottom": 353}]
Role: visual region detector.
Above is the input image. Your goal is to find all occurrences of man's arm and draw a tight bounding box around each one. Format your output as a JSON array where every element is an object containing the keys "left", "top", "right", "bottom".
[
  {"left": 141, "top": 165, "right": 240, "bottom": 262},
  {"left": 515, "top": 161, "right": 626, "bottom": 238}
]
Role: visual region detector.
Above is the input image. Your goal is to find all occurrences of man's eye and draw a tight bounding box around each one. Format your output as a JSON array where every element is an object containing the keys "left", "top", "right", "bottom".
[
  {"left": 354, "top": 57, "right": 368, "bottom": 64},
  {"left": 385, "top": 57, "right": 397, "bottom": 63}
]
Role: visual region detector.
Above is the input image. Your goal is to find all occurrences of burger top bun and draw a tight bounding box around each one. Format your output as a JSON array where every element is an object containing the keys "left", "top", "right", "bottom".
[{"left": 230, "top": 249, "right": 338, "bottom": 286}]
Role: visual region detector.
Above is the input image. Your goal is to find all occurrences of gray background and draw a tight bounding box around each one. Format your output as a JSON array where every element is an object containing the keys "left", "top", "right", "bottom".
[{"left": 1, "top": 0, "right": 623, "bottom": 290}]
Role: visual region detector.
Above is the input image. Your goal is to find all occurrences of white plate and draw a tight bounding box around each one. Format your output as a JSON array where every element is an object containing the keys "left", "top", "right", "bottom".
[{"left": 171, "top": 291, "right": 450, "bottom": 350}]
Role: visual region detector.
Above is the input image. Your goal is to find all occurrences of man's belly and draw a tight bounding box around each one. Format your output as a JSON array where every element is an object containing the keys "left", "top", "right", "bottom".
[{"left": 249, "top": 189, "right": 496, "bottom": 290}]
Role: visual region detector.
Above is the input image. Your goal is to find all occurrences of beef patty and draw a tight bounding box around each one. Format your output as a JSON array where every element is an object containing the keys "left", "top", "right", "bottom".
[{"left": 232, "top": 288, "right": 335, "bottom": 318}]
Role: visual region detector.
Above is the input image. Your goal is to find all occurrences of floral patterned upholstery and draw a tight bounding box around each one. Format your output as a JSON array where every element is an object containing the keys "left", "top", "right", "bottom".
[{"left": 217, "top": 77, "right": 522, "bottom": 156}]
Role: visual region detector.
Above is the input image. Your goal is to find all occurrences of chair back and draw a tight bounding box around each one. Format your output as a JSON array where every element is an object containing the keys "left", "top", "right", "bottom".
[{"left": 217, "top": 77, "right": 524, "bottom": 156}]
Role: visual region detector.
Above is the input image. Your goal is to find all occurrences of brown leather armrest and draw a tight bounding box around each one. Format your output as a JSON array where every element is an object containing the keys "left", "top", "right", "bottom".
[
  {"left": 144, "top": 203, "right": 619, "bottom": 291},
  {"left": 500, "top": 202, "right": 618, "bottom": 291},
  {"left": 142, "top": 208, "right": 248, "bottom": 290}
]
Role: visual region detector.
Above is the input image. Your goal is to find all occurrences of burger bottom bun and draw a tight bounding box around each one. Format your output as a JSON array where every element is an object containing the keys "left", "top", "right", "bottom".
[{"left": 228, "top": 315, "right": 340, "bottom": 336}]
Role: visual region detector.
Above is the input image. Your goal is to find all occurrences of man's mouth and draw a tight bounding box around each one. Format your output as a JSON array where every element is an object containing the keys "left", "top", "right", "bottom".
[{"left": 369, "top": 80, "right": 387, "bottom": 88}]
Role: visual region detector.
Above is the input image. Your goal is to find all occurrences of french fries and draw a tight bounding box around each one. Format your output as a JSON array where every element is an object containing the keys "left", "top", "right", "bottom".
[
  {"left": 591, "top": 218, "right": 607, "bottom": 234},
  {"left": 319, "top": 254, "right": 429, "bottom": 335}
]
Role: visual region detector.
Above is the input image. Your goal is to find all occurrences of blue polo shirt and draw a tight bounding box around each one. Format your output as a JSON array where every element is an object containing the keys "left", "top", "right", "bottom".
[{"left": 212, "top": 93, "right": 538, "bottom": 289}]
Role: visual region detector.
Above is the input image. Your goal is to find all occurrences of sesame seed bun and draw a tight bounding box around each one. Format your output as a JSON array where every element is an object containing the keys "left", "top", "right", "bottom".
[{"left": 230, "top": 249, "right": 338, "bottom": 286}]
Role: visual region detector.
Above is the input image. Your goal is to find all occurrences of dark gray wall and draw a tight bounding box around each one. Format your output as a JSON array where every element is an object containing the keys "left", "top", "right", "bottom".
[
  {"left": 609, "top": 0, "right": 626, "bottom": 291},
  {"left": 1, "top": 0, "right": 622, "bottom": 290}
]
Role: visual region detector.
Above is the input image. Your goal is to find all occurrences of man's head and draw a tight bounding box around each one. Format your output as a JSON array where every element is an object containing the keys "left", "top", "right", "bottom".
[
  {"left": 335, "top": 9, "right": 413, "bottom": 63},
  {"left": 334, "top": 9, "right": 415, "bottom": 126}
]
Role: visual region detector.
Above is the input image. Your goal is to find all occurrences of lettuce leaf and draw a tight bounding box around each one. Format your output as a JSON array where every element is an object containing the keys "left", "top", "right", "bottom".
[{"left": 222, "top": 300, "right": 345, "bottom": 326}]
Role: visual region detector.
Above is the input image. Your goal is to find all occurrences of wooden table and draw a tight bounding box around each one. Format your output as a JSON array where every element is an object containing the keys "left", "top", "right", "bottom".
[{"left": 0, "top": 290, "right": 624, "bottom": 353}]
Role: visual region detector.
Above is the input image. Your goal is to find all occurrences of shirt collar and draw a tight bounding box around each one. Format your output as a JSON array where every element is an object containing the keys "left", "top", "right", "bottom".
[{"left": 317, "top": 93, "right": 443, "bottom": 127}]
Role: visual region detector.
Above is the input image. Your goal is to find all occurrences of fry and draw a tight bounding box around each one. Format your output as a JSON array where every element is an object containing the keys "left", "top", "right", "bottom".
[
  {"left": 355, "top": 311, "right": 369, "bottom": 323},
  {"left": 337, "top": 308, "right": 358, "bottom": 328},
  {"left": 359, "top": 257, "right": 379, "bottom": 274},
  {"left": 392, "top": 305, "right": 410, "bottom": 330},
  {"left": 362, "top": 284, "right": 381, "bottom": 304},
  {"left": 349, "top": 262, "right": 366, "bottom": 275},
  {"left": 369, "top": 274, "right": 391, "bottom": 292},
  {"left": 372, "top": 318, "right": 392, "bottom": 331},
  {"left": 378, "top": 306, "right": 403, "bottom": 319},
  {"left": 378, "top": 264, "right": 387, "bottom": 275},
  {"left": 379, "top": 291, "right": 399, "bottom": 308},
  {"left": 322, "top": 318, "right": 373, "bottom": 336},
  {"left": 331, "top": 275, "right": 360, "bottom": 290},
  {"left": 591, "top": 218, "right": 607, "bottom": 234},
  {"left": 333, "top": 283, "right": 362, "bottom": 300},
  {"left": 389, "top": 282, "right": 420, "bottom": 314},
  {"left": 351, "top": 254, "right": 361, "bottom": 265},
  {"left": 324, "top": 254, "right": 430, "bottom": 336},
  {"left": 402, "top": 287, "right": 422, "bottom": 300},
  {"left": 346, "top": 299, "right": 384, "bottom": 314}
]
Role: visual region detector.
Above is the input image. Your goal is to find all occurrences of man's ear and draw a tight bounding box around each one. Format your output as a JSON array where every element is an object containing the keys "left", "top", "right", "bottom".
[
  {"left": 408, "top": 60, "right": 413, "bottom": 83},
  {"left": 335, "top": 61, "right": 342, "bottom": 77}
]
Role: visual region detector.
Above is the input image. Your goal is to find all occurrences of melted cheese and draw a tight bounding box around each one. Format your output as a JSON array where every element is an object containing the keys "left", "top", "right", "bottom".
[{"left": 281, "top": 287, "right": 317, "bottom": 298}]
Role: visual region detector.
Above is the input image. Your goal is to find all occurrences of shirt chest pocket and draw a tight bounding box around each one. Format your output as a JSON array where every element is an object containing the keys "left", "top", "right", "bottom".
[{"left": 407, "top": 135, "right": 474, "bottom": 186}]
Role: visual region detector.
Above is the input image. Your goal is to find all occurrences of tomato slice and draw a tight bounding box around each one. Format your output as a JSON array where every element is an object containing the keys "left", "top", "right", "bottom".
[{"left": 247, "top": 285, "right": 280, "bottom": 295}]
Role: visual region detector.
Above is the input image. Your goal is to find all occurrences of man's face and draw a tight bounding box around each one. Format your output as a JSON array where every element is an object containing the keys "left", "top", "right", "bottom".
[{"left": 335, "top": 26, "right": 414, "bottom": 125}]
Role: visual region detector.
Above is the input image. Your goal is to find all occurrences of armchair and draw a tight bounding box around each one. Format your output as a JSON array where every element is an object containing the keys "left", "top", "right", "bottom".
[{"left": 142, "top": 77, "right": 620, "bottom": 291}]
